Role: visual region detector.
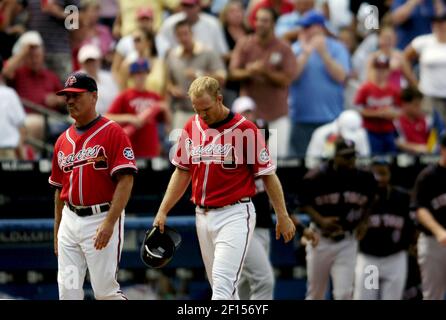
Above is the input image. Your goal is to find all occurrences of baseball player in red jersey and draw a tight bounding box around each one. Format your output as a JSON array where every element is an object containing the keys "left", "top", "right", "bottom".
[
  {"left": 49, "top": 72, "right": 137, "bottom": 300},
  {"left": 153, "top": 76, "right": 316, "bottom": 300}
]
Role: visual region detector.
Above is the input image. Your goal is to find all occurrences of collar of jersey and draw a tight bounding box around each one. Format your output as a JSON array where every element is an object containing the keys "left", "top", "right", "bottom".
[
  {"left": 74, "top": 114, "right": 102, "bottom": 133},
  {"left": 206, "top": 111, "right": 235, "bottom": 129}
]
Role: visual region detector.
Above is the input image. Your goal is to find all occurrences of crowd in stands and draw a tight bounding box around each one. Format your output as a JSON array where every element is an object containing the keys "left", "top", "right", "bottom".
[{"left": 0, "top": 0, "right": 446, "bottom": 162}]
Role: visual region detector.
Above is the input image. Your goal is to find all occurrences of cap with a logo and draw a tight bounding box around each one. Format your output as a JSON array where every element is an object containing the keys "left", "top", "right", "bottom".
[
  {"left": 334, "top": 138, "right": 356, "bottom": 157},
  {"left": 337, "top": 110, "right": 363, "bottom": 142},
  {"left": 136, "top": 6, "right": 154, "bottom": 19},
  {"left": 298, "top": 9, "right": 327, "bottom": 28},
  {"left": 78, "top": 44, "right": 102, "bottom": 64},
  {"left": 373, "top": 54, "right": 390, "bottom": 69},
  {"left": 232, "top": 96, "right": 256, "bottom": 114},
  {"left": 129, "top": 59, "right": 150, "bottom": 74},
  {"left": 56, "top": 72, "right": 98, "bottom": 96}
]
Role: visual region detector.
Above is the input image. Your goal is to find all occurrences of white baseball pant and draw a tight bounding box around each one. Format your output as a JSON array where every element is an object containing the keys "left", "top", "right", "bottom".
[
  {"left": 306, "top": 233, "right": 358, "bottom": 300},
  {"left": 353, "top": 250, "right": 408, "bottom": 300},
  {"left": 196, "top": 202, "right": 256, "bottom": 300},
  {"left": 57, "top": 206, "right": 126, "bottom": 300},
  {"left": 238, "top": 227, "right": 275, "bottom": 300},
  {"left": 417, "top": 232, "right": 446, "bottom": 300}
]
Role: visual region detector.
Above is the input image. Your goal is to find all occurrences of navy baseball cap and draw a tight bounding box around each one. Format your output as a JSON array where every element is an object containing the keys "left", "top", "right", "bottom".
[
  {"left": 129, "top": 59, "right": 150, "bottom": 74},
  {"left": 298, "top": 10, "right": 327, "bottom": 28},
  {"left": 57, "top": 72, "right": 98, "bottom": 96}
]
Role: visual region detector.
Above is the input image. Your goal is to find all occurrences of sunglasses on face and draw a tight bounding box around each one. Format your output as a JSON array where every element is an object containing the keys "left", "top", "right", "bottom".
[{"left": 134, "top": 37, "right": 142, "bottom": 43}]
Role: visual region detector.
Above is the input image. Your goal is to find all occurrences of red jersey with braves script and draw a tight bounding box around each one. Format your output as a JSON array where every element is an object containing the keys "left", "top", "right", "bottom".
[
  {"left": 108, "top": 89, "right": 164, "bottom": 158},
  {"left": 172, "top": 113, "right": 276, "bottom": 207},
  {"left": 48, "top": 116, "right": 137, "bottom": 206},
  {"left": 354, "top": 82, "right": 401, "bottom": 133}
]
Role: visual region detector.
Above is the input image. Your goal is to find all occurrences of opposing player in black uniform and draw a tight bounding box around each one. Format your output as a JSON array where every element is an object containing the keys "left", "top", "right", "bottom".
[
  {"left": 412, "top": 133, "right": 446, "bottom": 300},
  {"left": 354, "top": 158, "right": 415, "bottom": 299},
  {"left": 299, "top": 138, "right": 377, "bottom": 300}
]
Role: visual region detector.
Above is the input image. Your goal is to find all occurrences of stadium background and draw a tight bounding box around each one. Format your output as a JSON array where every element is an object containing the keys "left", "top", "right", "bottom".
[
  {"left": 1, "top": 0, "right": 445, "bottom": 299},
  {"left": 0, "top": 155, "right": 433, "bottom": 299}
]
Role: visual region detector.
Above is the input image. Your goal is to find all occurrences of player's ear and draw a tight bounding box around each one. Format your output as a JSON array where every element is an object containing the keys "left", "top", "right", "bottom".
[{"left": 91, "top": 91, "right": 98, "bottom": 103}]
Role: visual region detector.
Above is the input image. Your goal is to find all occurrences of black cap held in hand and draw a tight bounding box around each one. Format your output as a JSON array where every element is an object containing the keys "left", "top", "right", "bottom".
[{"left": 56, "top": 72, "right": 98, "bottom": 96}]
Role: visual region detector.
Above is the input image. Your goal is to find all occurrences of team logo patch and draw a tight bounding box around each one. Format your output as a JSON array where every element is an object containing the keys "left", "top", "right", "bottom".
[
  {"left": 65, "top": 75, "right": 77, "bottom": 87},
  {"left": 259, "top": 148, "right": 270, "bottom": 163},
  {"left": 123, "top": 147, "right": 135, "bottom": 160}
]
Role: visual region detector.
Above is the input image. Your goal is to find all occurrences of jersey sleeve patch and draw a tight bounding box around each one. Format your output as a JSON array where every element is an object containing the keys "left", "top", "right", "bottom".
[{"left": 123, "top": 147, "right": 135, "bottom": 160}]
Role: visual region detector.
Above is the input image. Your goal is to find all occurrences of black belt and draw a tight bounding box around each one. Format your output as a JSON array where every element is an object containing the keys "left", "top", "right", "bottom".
[
  {"left": 197, "top": 197, "right": 251, "bottom": 211},
  {"left": 66, "top": 202, "right": 110, "bottom": 217}
]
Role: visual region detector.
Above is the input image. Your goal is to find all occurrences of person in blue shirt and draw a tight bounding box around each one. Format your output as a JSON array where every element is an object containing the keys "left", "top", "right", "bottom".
[
  {"left": 289, "top": 10, "right": 351, "bottom": 158},
  {"left": 391, "top": 0, "right": 446, "bottom": 50}
]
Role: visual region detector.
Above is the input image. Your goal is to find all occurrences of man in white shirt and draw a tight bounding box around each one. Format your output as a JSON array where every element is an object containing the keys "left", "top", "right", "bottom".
[
  {"left": 405, "top": 14, "right": 446, "bottom": 124},
  {"left": 155, "top": 0, "right": 229, "bottom": 58},
  {"left": 0, "top": 56, "right": 26, "bottom": 160},
  {"left": 306, "top": 109, "right": 370, "bottom": 168},
  {"left": 78, "top": 44, "right": 120, "bottom": 115}
]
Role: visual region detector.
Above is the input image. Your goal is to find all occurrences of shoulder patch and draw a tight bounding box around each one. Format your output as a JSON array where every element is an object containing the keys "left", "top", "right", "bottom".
[
  {"left": 259, "top": 148, "right": 270, "bottom": 163},
  {"left": 123, "top": 147, "right": 135, "bottom": 160}
]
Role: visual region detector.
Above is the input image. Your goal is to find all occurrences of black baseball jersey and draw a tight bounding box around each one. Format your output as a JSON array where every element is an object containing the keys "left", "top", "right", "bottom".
[
  {"left": 359, "top": 186, "right": 415, "bottom": 257},
  {"left": 299, "top": 161, "right": 377, "bottom": 232},
  {"left": 412, "top": 163, "right": 446, "bottom": 235}
]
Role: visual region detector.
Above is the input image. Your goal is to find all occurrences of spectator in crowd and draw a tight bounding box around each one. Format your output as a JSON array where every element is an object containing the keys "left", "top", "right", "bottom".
[
  {"left": 71, "top": 0, "right": 115, "bottom": 71},
  {"left": 365, "top": 25, "right": 418, "bottom": 91},
  {"left": 112, "top": 6, "right": 155, "bottom": 81},
  {"left": 405, "top": 14, "right": 446, "bottom": 125},
  {"left": 395, "top": 87, "right": 445, "bottom": 155},
  {"left": 0, "top": 0, "right": 28, "bottom": 60},
  {"left": 113, "top": 0, "right": 179, "bottom": 38},
  {"left": 118, "top": 28, "right": 167, "bottom": 96},
  {"left": 306, "top": 109, "right": 370, "bottom": 169},
  {"left": 274, "top": 0, "right": 316, "bottom": 43},
  {"left": 354, "top": 158, "right": 415, "bottom": 300},
  {"left": 107, "top": 59, "right": 170, "bottom": 159},
  {"left": 155, "top": 0, "right": 229, "bottom": 58},
  {"left": 288, "top": 9, "right": 350, "bottom": 157},
  {"left": 77, "top": 44, "right": 119, "bottom": 115},
  {"left": 412, "top": 132, "right": 446, "bottom": 300},
  {"left": 0, "top": 55, "right": 26, "bottom": 160},
  {"left": 391, "top": 0, "right": 446, "bottom": 50},
  {"left": 247, "top": 0, "right": 294, "bottom": 29},
  {"left": 299, "top": 138, "right": 377, "bottom": 300},
  {"left": 166, "top": 19, "right": 226, "bottom": 132},
  {"left": 27, "top": 0, "right": 80, "bottom": 81},
  {"left": 219, "top": 0, "right": 251, "bottom": 106},
  {"left": 230, "top": 7, "right": 297, "bottom": 159},
  {"left": 354, "top": 54, "right": 401, "bottom": 155},
  {"left": 2, "top": 31, "right": 66, "bottom": 146}
]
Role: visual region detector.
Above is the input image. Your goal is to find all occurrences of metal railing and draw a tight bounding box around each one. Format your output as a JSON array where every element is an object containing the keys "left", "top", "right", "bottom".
[{"left": 20, "top": 98, "right": 72, "bottom": 158}]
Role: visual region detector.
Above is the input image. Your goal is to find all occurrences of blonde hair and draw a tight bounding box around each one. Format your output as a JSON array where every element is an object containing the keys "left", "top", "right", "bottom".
[{"left": 188, "top": 76, "right": 221, "bottom": 100}]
